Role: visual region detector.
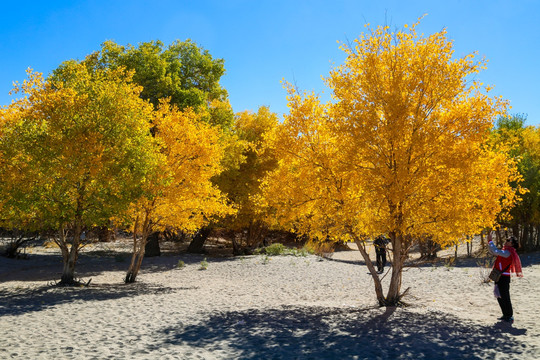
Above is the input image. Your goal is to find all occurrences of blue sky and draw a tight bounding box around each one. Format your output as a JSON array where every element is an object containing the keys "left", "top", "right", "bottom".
[{"left": 1, "top": 0, "right": 539, "bottom": 125}]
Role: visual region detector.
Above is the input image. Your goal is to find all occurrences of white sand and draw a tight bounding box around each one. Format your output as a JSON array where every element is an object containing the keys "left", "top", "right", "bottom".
[{"left": 0, "top": 239, "right": 539, "bottom": 359}]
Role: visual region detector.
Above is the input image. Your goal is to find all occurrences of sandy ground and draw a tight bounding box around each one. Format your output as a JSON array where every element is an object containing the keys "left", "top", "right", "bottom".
[{"left": 0, "top": 238, "right": 539, "bottom": 359}]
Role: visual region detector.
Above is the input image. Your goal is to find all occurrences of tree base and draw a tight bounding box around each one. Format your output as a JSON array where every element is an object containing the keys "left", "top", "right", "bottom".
[
  {"left": 125, "top": 272, "right": 137, "bottom": 284},
  {"left": 379, "top": 287, "right": 411, "bottom": 307},
  {"left": 53, "top": 278, "right": 92, "bottom": 287}
]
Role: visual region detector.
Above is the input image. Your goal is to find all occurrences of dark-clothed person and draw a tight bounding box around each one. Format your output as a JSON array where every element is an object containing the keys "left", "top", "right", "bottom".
[{"left": 374, "top": 236, "right": 389, "bottom": 273}]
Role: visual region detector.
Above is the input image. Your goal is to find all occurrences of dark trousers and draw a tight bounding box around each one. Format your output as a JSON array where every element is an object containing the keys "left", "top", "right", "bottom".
[
  {"left": 496, "top": 275, "right": 512, "bottom": 318},
  {"left": 376, "top": 250, "right": 386, "bottom": 271}
]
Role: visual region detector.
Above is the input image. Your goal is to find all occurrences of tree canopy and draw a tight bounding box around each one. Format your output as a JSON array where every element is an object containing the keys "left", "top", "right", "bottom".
[
  {"left": 215, "top": 106, "right": 279, "bottom": 253},
  {"left": 262, "top": 19, "right": 520, "bottom": 305},
  {"left": 59, "top": 39, "right": 234, "bottom": 130},
  {"left": 491, "top": 114, "right": 540, "bottom": 250},
  {"left": 0, "top": 64, "right": 158, "bottom": 284}
]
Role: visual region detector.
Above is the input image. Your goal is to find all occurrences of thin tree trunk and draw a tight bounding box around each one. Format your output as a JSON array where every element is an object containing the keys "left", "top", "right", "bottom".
[
  {"left": 125, "top": 211, "right": 151, "bottom": 283},
  {"left": 353, "top": 239, "right": 386, "bottom": 305},
  {"left": 125, "top": 236, "right": 146, "bottom": 283},
  {"left": 480, "top": 232, "right": 485, "bottom": 250},
  {"left": 385, "top": 233, "right": 405, "bottom": 305}
]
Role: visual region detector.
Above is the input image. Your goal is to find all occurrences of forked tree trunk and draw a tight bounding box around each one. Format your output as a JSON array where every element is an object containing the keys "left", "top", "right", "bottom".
[
  {"left": 125, "top": 212, "right": 151, "bottom": 283},
  {"left": 58, "top": 223, "right": 83, "bottom": 286},
  {"left": 351, "top": 231, "right": 408, "bottom": 306},
  {"left": 353, "top": 240, "right": 386, "bottom": 305},
  {"left": 125, "top": 234, "right": 147, "bottom": 283}
]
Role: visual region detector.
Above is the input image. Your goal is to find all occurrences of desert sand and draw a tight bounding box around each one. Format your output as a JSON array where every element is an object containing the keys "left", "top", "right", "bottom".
[{"left": 0, "top": 238, "right": 539, "bottom": 359}]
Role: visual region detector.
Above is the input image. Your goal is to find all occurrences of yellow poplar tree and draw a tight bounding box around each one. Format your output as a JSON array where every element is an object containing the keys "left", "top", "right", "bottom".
[
  {"left": 0, "top": 66, "right": 157, "bottom": 285},
  {"left": 215, "top": 106, "right": 279, "bottom": 254},
  {"left": 263, "top": 19, "right": 520, "bottom": 306},
  {"left": 124, "top": 101, "right": 234, "bottom": 283}
]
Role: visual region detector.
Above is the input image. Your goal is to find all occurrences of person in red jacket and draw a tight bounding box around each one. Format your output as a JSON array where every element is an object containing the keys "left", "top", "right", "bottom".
[{"left": 487, "top": 233, "right": 523, "bottom": 323}]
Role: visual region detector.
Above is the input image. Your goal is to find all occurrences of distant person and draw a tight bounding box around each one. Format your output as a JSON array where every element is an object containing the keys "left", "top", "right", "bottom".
[
  {"left": 373, "top": 236, "right": 389, "bottom": 273},
  {"left": 487, "top": 233, "right": 523, "bottom": 323}
]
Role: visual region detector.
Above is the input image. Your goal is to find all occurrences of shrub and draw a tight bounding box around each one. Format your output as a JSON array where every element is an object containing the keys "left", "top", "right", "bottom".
[{"left": 200, "top": 258, "right": 208, "bottom": 270}]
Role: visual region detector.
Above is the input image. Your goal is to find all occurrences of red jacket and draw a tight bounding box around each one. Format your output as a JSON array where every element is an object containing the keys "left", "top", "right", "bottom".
[{"left": 493, "top": 255, "right": 513, "bottom": 276}]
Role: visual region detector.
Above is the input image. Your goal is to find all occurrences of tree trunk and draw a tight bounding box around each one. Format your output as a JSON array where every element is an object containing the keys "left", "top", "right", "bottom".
[
  {"left": 480, "top": 232, "right": 485, "bottom": 250},
  {"left": 354, "top": 240, "right": 386, "bottom": 305},
  {"left": 125, "top": 231, "right": 148, "bottom": 283},
  {"left": 97, "top": 225, "right": 115, "bottom": 242},
  {"left": 144, "top": 232, "right": 161, "bottom": 257},
  {"left": 385, "top": 234, "right": 405, "bottom": 305},
  {"left": 58, "top": 223, "right": 83, "bottom": 286},
  {"left": 125, "top": 212, "right": 151, "bottom": 283},
  {"left": 61, "top": 247, "right": 78, "bottom": 284},
  {"left": 187, "top": 227, "right": 212, "bottom": 253}
]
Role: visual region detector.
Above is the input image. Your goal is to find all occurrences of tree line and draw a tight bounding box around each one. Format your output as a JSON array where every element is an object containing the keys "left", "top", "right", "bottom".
[{"left": 1, "top": 19, "right": 538, "bottom": 306}]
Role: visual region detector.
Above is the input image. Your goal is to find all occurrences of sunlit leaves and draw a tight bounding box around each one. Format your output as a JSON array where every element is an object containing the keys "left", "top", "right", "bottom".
[
  {"left": 129, "top": 100, "right": 234, "bottom": 238},
  {"left": 263, "top": 19, "right": 519, "bottom": 248},
  {"left": 0, "top": 64, "right": 157, "bottom": 232}
]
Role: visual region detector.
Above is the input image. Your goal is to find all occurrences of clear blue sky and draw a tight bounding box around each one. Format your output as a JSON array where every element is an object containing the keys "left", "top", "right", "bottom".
[{"left": 2, "top": 0, "right": 539, "bottom": 125}]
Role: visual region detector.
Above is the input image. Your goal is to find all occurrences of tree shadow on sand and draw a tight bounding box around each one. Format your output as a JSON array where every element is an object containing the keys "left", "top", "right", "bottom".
[
  {"left": 0, "top": 282, "right": 189, "bottom": 317},
  {"left": 158, "top": 306, "right": 535, "bottom": 359}
]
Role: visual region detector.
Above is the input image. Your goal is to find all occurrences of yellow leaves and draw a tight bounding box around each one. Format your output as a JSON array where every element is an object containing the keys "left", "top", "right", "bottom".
[
  {"left": 130, "top": 100, "right": 234, "bottom": 236},
  {"left": 262, "top": 18, "right": 519, "bottom": 247}
]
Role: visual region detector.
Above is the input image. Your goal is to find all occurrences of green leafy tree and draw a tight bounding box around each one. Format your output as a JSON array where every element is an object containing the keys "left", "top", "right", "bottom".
[
  {"left": 52, "top": 39, "right": 236, "bottom": 253},
  {"left": 79, "top": 39, "right": 233, "bottom": 130},
  {"left": 0, "top": 65, "right": 157, "bottom": 285},
  {"left": 491, "top": 114, "right": 540, "bottom": 250}
]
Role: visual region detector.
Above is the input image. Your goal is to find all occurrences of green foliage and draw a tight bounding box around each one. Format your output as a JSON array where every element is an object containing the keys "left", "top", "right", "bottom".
[
  {"left": 254, "top": 243, "right": 313, "bottom": 257},
  {"left": 491, "top": 114, "right": 540, "bottom": 250},
  {"left": 72, "top": 39, "right": 234, "bottom": 131},
  {"left": 177, "top": 260, "right": 185, "bottom": 269},
  {"left": 260, "top": 243, "right": 286, "bottom": 255},
  {"left": 200, "top": 258, "right": 209, "bottom": 270},
  {"left": 0, "top": 66, "right": 157, "bottom": 233}
]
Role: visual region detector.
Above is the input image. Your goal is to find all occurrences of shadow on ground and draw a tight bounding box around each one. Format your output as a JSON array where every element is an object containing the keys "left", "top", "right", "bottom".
[
  {"left": 0, "top": 282, "right": 186, "bottom": 317},
  {"left": 158, "top": 306, "right": 535, "bottom": 360},
  {"left": 0, "top": 251, "right": 247, "bottom": 282}
]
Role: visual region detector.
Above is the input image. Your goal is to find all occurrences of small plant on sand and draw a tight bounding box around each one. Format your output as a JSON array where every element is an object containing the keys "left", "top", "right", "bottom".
[
  {"left": 177, "top": 260, "right": 185, "bottom": 269},
  {"left": 444, "top": 257, "right": 455, "bottom": 270},
  {"left": 290, "top": 247, "right": 313, "bottom": 257},
  {"left": 255, "top": 243, "right": 314, "bottom": 257},
  {"left": 262, "top": 254, "right": 271, "bottom": 265},
  {"left": 477, "top": 257, "right": 493, "bottom": 284},
  {"left": 261, "top": 243, "right": 287, "bottom": 256},
  {"left": 200, "top": 258, "right": 209, "bottom": 270}
]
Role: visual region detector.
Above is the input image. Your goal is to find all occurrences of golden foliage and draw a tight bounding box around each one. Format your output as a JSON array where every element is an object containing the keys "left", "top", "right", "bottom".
[
  {"left": 263, "top": 19, "right": 520, "bottom": 248},
  {"left": 129, "top": 100, "right": 234, "bottom": 239}
]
